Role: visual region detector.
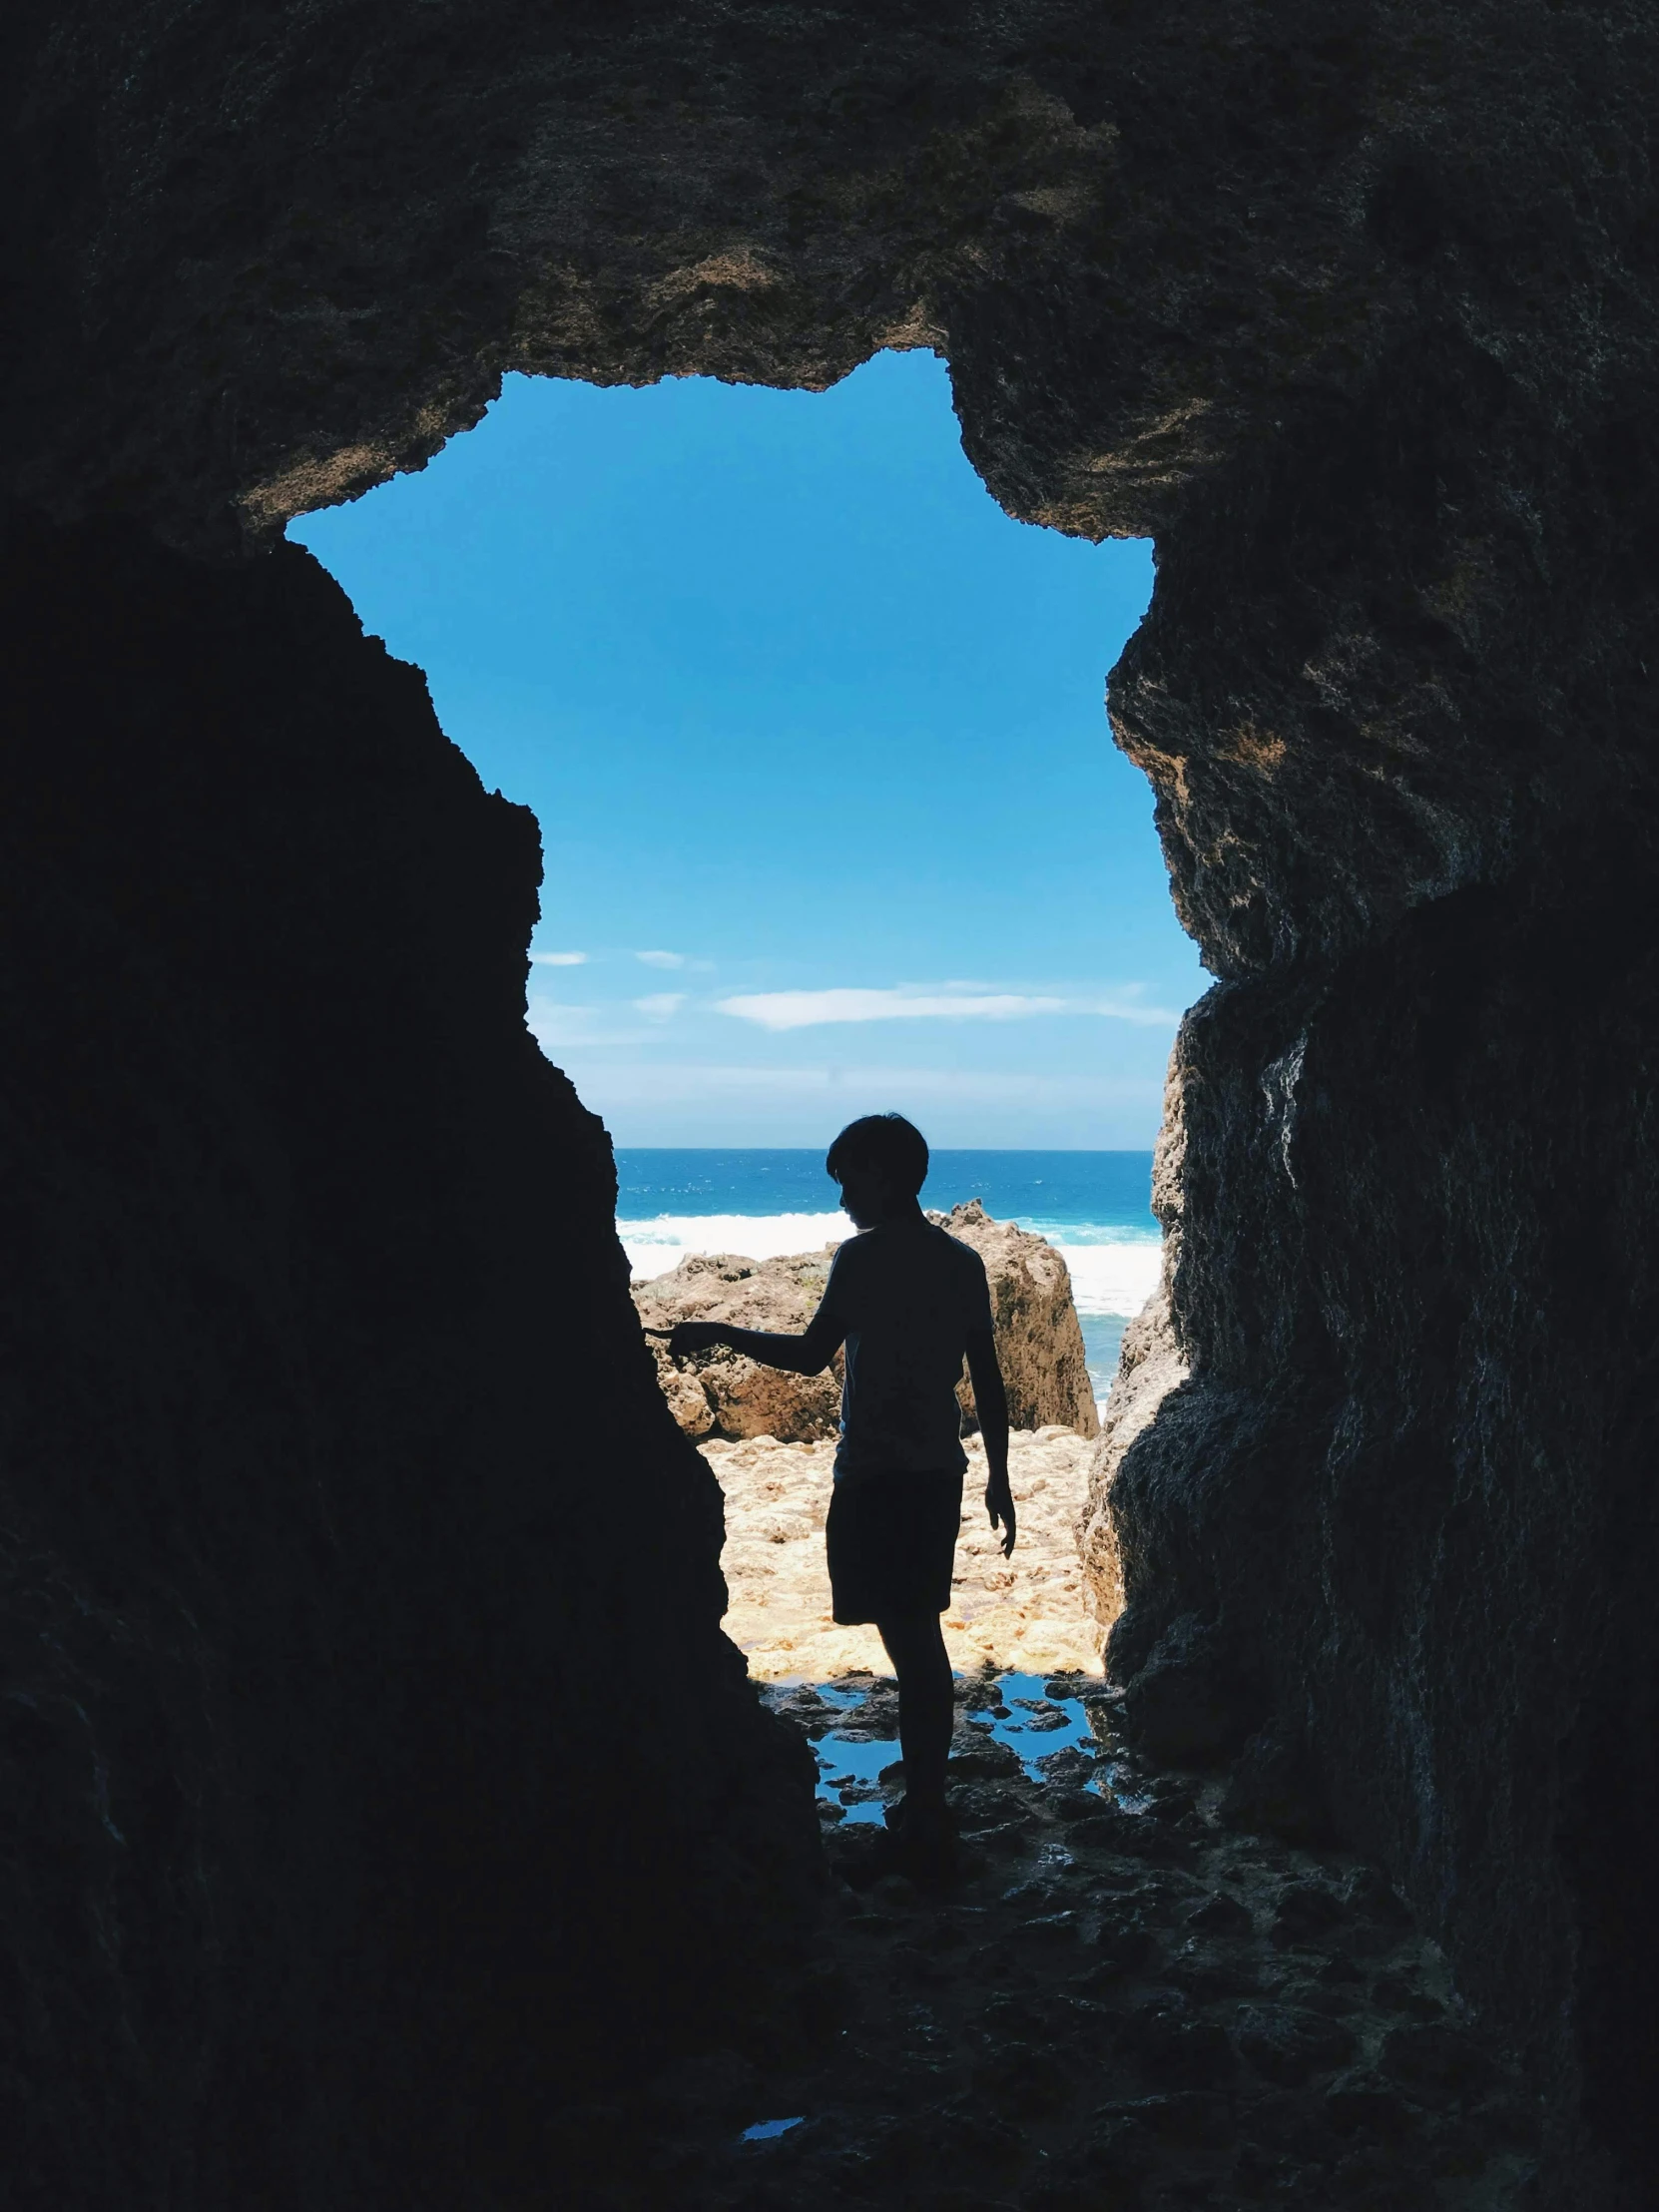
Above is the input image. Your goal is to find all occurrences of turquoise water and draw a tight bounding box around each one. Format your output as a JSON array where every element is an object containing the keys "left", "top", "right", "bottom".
[
  {"left": 615, "top": 1147, "right": 1157, "bottom": 1235},
  {"left": 804, "top": 1672, "right": 1103, "bottom": 1826}
]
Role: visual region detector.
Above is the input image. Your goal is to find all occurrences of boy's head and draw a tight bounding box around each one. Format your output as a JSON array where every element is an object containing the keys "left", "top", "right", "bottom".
[{"left": 827, "top": 1113, "right": 929, "bottom": 1226}]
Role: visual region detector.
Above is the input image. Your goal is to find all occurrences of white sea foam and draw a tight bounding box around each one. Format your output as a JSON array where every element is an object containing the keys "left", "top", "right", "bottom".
[
  {"left": 621, "top": 1211, "right": 852, "bottom": 1280},
  {"left": 1057, "top": 1241, "right": 1162, "bottom": 1320},
  {"left": 621, "top": 1209, "right": 1162, "bottom": 1318}
]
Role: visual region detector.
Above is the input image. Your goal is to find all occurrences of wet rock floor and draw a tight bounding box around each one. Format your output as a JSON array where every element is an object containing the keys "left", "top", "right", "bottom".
[{"left": 586, "top": 1672, "right": 1538, "bottom": 2212}]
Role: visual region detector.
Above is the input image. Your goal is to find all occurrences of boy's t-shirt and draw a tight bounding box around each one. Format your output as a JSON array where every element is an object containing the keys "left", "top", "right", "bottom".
[{"left": 819, "top": 1217, "right": 994, "bottom": 1479}]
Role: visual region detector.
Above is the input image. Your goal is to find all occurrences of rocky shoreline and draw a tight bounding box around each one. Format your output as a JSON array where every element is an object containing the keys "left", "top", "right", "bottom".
[
  {"left": 635, "top": 1203, "right": 1100, "bottom": 1445},
  {"left": 648, "top": 1231, "right": 1531, "bottom": 2207},
  {"left": 640, "top": 1207, "right": 1116, "bottom": 1675},
  {"left": 554, "top": 1670, "right": 1536, "bottom": 2210}
]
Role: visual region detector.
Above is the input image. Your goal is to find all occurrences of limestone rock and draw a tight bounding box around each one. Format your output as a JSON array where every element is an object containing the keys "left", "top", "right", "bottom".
[
  {"left": 1077, "top": 1283, "right": 1190, "bottom": 1635},
  {"left": 710, "top": 1425, "right": 1101, "bottom": 1679},
  {"left": 1078, "top": 1059, "right": 1192, "bottom": 1635},
  {"left": 634, "top": 1209, "right": 1098, "bottom": 1444},
  {"left": 1117, "top": 1611, "right": 1243, "bottom": 1767},
  {"left": 635, "top": 1250, "right": 843, "bottom": 1443},
  {"left": 927, "top": 1201, "right": 1099, "bottom": 1440}
]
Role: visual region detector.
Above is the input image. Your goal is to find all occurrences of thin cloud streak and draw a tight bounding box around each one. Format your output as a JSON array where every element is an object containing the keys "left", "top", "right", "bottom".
[
  {"left": 536, "top": 1054, "right": 1172, "bottom": 1145},
  {"left": 526, "top": 998, "right": 676, "bottom": 1050},
  {"left": 555, "top": 1059, "right": 1167, "bottom": 1107},
  {"left": 531, "top": 949, "right": 587, "bottom": 966},
  {"left": 633, "top": 993, "right": 687, "bottom": 1020},
  {"left": 714, "top": 986, "right": 1179, "bottom": 1031},
  {"left": 636, "top": 949, "right": 687, "bottom": 969}
]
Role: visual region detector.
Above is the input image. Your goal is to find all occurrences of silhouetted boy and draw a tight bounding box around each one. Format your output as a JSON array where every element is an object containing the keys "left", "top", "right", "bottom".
[{"left": 667, "top": 1112, "right": 1014, "bottom": 1876}]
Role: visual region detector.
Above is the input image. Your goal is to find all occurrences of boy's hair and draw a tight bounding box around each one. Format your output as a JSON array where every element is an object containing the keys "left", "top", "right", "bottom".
[{"left": 826, "top": 1113, "right": 929, "bottom": 1197}]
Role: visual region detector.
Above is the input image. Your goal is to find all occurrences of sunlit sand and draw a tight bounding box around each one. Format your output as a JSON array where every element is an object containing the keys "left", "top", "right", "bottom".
[{"left": 710, "top": 1426, "right": 1108, "bottom": 1680}]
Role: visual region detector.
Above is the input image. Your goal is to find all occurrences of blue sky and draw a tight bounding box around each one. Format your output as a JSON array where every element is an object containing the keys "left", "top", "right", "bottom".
[{"left": 288, "top": 350, "right": 1203, "bottom": 1145}]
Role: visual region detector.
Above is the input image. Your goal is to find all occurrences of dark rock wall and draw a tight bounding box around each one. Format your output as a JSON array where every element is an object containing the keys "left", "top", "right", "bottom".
[
  {"left": 0, "top": 517, "right": 814, "bottom": 2207},
  {"left": 1106, "top": 905, "right": 1659, "bottom": 2200},
  {"left": 1094, "top": 147, "right": 1659, "bottom": 2191},
  {"left": 5, "top": 0, "right": 1659, "bottom": 2203}
]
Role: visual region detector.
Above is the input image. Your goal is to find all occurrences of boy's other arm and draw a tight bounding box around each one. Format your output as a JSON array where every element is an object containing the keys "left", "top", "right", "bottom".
[
  {"left": 966, "top": 1326, "right": 1015, "bottom": 1557},
  {"left": 664, "top": 1304, "right": 845, "bottom": 1376}
]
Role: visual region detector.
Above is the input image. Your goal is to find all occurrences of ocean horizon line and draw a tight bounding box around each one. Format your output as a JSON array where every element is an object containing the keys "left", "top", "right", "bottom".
[{"left": 613, "top": 1143, "right": 1156, "bottom": 1155}]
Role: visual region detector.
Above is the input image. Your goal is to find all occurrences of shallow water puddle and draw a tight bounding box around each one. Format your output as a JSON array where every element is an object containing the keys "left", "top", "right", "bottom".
[
  {"left": 808, "top": 1681, "right": 898, "bottom": 1824},
  {"left": 739, "top": 2115, "right": 806, "bottom": 2143},
  {"left": 815, "top": 1735, "right": 899, "bottom": 1822},
  {"left": 793, "top": 1668, "right": 1109, "bottom": 1824},
  {"left": 706, "top": 1671, "right": 1535, "bottom": 2212},
  {"left": 970, "top": 1669, "right": 1099, "bottom": 1776}
]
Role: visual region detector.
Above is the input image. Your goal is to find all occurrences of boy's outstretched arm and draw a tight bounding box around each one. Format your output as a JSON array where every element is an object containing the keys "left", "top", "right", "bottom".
[
  {"left": 965, "top": 1326, "right": 1015, "bottom": 1557},
  {"left": 661, "top": 1305, "right": 845, "bottom": 1376}
]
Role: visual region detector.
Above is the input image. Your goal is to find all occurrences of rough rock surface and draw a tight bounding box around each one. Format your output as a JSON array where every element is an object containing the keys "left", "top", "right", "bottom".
[
  {"left": 637, "top": 1251, "right": 846, "bottom": 1442},
  {"left": 1079, "top": 1091, "right": 1192, "bottom": 1632},
  {"left": 1077, "top": 1287, "right": 1189, "bottom": 1635},
  {"left": 711, "top": 1428, "right": 1102, "bottom": 1679},
  {"left": 0, "top": 518, "right": 815, "bottom": 2209},
  {"left": 557, "top": 1674, "right": 1538, "bottom": 2210},
  {"left": 935, "top": 1200, "right": 1099, "bottom": 1441},
  {"left": 635, "top": 1205, "right": 1097, "bottom": 1443},
  {"left": 6, "top": 1, "right": 1659, "bottom": 2202}
]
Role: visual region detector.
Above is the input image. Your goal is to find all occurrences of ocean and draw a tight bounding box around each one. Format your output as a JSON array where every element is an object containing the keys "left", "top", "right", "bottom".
[{"left": 615, "top": 1148, "right": 1162, "bottom": 1403}]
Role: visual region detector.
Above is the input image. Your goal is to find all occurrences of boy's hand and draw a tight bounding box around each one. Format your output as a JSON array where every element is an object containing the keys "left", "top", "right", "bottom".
[
  {"left": 985, "top": 1472, "right": 1016, "bottom": 1558},
  {"left": 665, "top": 1321, "right": 726, "bottom": 1360}
]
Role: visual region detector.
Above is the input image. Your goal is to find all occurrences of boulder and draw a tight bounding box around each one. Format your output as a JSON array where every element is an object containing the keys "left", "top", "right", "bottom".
[
  {"left": 633, "top": 1205, "right": 1099, "bottom": 1444},
  {"left": 928, "top": 1201, "right": 1099, "bottom": 1439},
  {"left": 1077, "top": 1282, "right": 1190, "bottom": 1634},
  {"left": 635, "top": 1251, "right": 843, "bottom": 1442}
]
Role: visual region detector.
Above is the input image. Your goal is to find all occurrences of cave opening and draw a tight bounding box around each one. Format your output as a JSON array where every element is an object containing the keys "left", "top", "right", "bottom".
[
  {"left": 262, "top": 349, "right": 1539, "bottom": 2205},
  {"left": 9, "top": 4, "right": 1659, "bottom": 2204},
  {"left": 286, "top": 349, "right": 1194, "bottom": 1157},
  {"left": 286, "top": 348, "right": 1198, "bottom": 1394},
  {"left": 284, "top": 342, "right": 1203, "bottom": 1708}
]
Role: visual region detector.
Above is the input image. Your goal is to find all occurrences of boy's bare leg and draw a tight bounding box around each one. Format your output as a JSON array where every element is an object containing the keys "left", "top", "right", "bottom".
[{"left": 874, "top": 1612, "right": 954, "bottom": 1823}]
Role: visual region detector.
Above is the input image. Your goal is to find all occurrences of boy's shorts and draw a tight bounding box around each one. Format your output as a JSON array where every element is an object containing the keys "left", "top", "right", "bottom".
[{"left": 826, "top": 1467, "right": 964, "bottom": 1624}]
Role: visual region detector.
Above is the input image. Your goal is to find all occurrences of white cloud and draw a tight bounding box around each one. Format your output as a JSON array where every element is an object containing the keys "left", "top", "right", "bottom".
[
  {"left": 633, "top": 993, "right": 687, "bottom": 1021},
  {"left": 538, "top": 1056, "right": 1171, "bottom": 1147},
  {"left": 636, "top": 949, "right": 686, "bottom": 969},
  {"left": 530, "top": 950, "right": 587, "bottom": 966},
  {"left": 525, "top": 1000, "right": 605, "bottom": 1044},
  {"left": 558, "top": 1060, "right": 1165, "bottom": 1104},
  {"left": 1071, "top": 994, "right": 1182, "bottom": 1026},
  {"left": 713, "top": 986, "right": 1178, "bottom": 1031},
  {"left": 526, "top": 999, "right": 669, "bottom": 1050}
]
